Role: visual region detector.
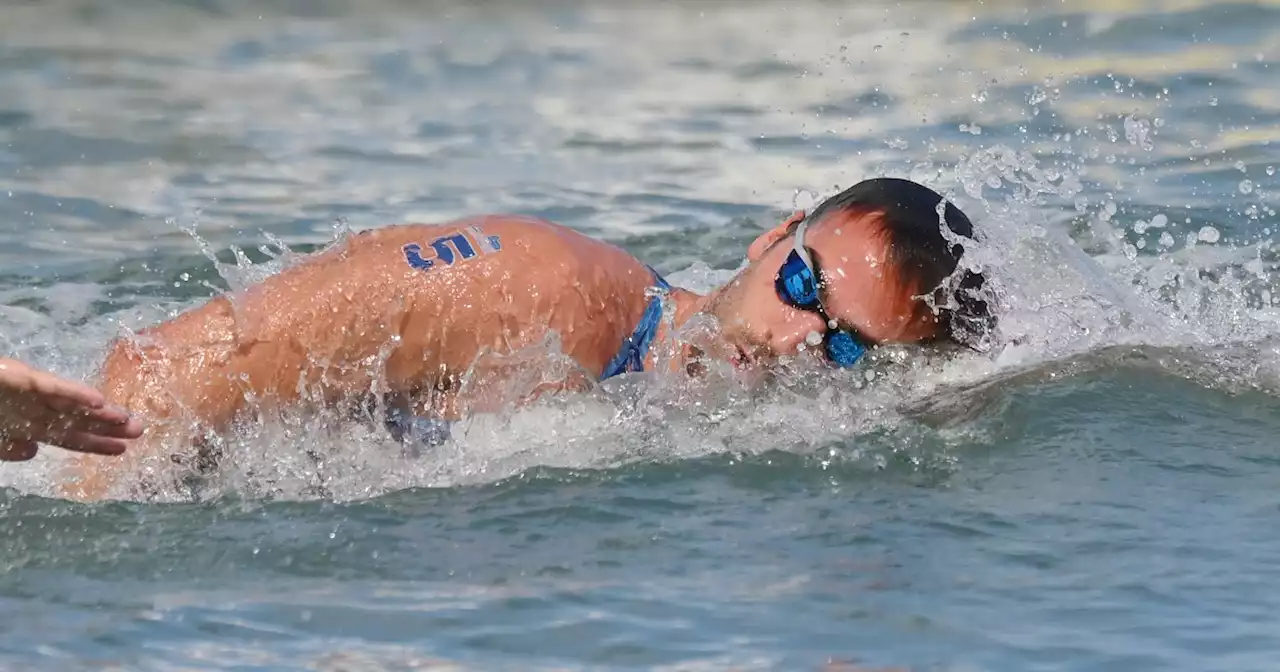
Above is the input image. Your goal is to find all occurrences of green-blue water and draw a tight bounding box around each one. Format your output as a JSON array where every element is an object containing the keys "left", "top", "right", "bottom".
[{"left": 4, "top": 0, "right": 1280, "bottom": 669}]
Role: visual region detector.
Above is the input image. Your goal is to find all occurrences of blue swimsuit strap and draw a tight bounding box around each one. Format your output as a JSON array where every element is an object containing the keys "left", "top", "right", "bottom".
[
  {"left": 599, "top": 267, "right": 671, "bottom": 381},
  {"left": 389, "top": 267, "right": 671, "bottom": 447}
]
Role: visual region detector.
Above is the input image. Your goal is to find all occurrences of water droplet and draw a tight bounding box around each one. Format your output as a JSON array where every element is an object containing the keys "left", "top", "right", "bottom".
[
  {"left": 1150, "top": 214, "right": 1168, "bottom": 228},
  {"left": 1123, "top": 115, "right": 1153, "bottom": 150},
  {"left": 792, "top": 188, "right": 819, "bottom": 211},
  {"left": 1159, "top": 232, "right": 1175, "bottom": 248},
  {"left": 805, "top": 331, "right": 824, "bottom": 347},
  {"left": 1123, "top": 243, "right": 1138, "bottom": 260},
  {"left": 1269, "top": 166, "right": 1277, "bottom": 176},
  {"left": 1197, "top": 226, "right": 1221, "bottom": 243},
  {"left": 1240, "top": 179, "right": 1255, "bottom": 195}
]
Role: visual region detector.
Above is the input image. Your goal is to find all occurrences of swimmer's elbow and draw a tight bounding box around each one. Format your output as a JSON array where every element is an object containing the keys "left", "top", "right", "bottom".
[
  {"left": 97, "top": 336, "right": 175, "bottom": 420},
  {"left": 98, "top": 338, "right": 140, "bottom": 398}
]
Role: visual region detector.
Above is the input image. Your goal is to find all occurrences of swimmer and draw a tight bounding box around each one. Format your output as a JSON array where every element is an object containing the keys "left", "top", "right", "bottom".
[
  {"left": 62, "top": 177, "right": 991, "bottom": 499},
  {"left": 0, "top": 357, "right": 143, "bottom": 461}
]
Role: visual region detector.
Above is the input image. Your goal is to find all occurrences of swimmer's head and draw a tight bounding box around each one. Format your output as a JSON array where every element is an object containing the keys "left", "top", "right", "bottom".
[{"left": 701, "top": 177, "right": 992, "bottom": 368}]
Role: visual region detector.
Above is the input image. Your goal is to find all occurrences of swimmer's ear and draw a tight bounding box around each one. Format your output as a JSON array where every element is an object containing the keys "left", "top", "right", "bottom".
[{"left": 748, "top": 210, "right": 805, "bottom": 261}]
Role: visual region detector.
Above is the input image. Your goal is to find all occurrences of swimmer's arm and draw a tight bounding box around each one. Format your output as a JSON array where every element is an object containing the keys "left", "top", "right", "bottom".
[
  {"left": 91, "top": 234, "right": 425, "bottom": 426},
  {"left": 92, "top": 220, "right": 549, "bottom": 428},
  {"left": 97, "top": 219, "right": 638, "bottom": 432}
]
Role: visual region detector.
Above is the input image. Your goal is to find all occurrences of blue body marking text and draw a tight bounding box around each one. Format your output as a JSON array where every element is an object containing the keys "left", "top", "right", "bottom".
[{"left": 403, "top": 225, "right": 502, "bottom": 272}]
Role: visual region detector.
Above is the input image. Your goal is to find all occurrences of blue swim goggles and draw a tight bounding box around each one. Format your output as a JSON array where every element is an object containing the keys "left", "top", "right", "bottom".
[{"left": 774, "top": 217, "right": 870, "bottom": 368}]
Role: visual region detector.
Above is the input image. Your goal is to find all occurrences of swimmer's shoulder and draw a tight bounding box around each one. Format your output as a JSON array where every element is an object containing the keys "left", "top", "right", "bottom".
[
  {"left": 342, "top": 215, "right": 567, "bottom": 254},
  {"left": 341, "top": 215, "right": 646, "bottom": 278}
]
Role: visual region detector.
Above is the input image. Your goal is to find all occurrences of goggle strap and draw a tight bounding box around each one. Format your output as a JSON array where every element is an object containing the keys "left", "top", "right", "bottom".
[{"left": 791, "top": 217, "right": 815, "bottom": 271}]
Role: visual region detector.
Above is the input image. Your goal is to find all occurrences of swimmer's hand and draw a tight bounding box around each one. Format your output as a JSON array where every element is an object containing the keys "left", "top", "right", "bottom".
[{"left": 0, "top": 358, "right": 144, "bottom": 461}]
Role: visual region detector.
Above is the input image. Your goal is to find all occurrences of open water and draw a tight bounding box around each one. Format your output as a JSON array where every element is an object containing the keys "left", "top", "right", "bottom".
[{"left": 3, "top": 1, "right": 1280, "bottom": 669}]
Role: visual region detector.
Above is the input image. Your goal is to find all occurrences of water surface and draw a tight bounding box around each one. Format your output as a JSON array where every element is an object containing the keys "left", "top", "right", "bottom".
[{"left": 3, "top": 0, "right": 1280, "bottom": 669}]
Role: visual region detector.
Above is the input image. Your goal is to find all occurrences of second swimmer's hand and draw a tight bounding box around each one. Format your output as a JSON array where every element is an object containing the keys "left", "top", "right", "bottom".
[{"left": 0, "top": 358, "right": 144, "bottom": 461}]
